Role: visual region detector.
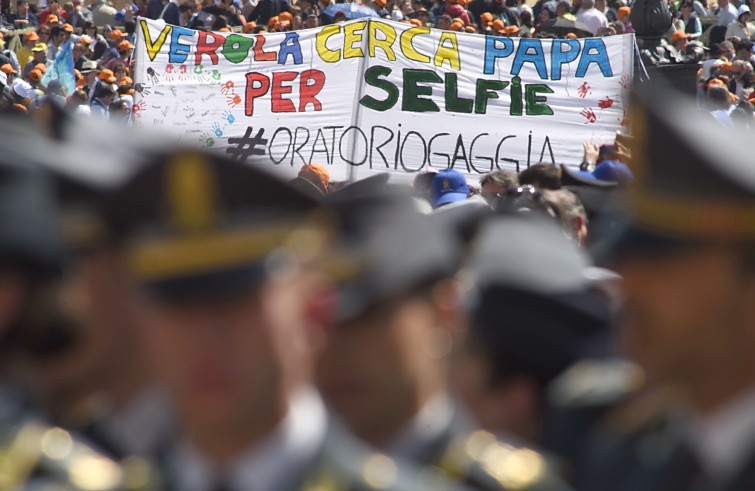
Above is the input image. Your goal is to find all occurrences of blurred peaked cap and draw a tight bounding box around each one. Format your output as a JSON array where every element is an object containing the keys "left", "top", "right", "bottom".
[
  {"left": 465, "top": 215, "right": 611, "bottom": 383},
  {"left": 329, "top": 195, "right": 461, "bottom": 324},
  {"left": 625, "top": 84, "right": 755, "bottom": 242},
  {"left": 430, "top": 195, "right": 492, "bottom": 247},
  {"left": 0, "top": 117, "right": 67, "bottom": 276},
  {"left": 467, "top": 214, "right": 593, "bottom": 294},
  {"left": 326, "top": 172, "right": 390, "bottom": 203},
  {"left": 107, "top": 149, "right": 325, "bottom": 302},
  {"left": 289, "top": 176, "right": 327, "bottom": 200}
]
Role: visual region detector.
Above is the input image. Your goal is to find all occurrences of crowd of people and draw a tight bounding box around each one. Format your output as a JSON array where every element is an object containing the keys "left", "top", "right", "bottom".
[{"left": 0, "top": 0, "right": 752, "bottom": 116}]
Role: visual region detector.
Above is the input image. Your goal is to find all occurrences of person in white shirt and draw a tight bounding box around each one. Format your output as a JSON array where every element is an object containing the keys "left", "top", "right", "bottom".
[
  {"left": 717, "top": 0, "right": 738, "bottom": 26},
  {"left": 726, "top": 5, "right": 755, "bottom": 41},
  {"left": 576, "top": 0, "right": 608, "bottom": 36}
]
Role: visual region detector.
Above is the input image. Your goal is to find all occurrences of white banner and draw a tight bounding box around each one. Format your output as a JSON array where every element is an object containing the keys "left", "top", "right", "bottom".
[{"left": 134, "top": 18, "right": 634, "bottom": 181}]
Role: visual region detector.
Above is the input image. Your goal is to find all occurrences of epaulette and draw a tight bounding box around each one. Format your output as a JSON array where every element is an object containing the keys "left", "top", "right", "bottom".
[
  {"left": 0, "top": 419, "right": 159, "bottom": 491},
  {"left": 600, "top": 386, "right": 683, "bottom": 438},
  {"left": 547, "top": 359, "right": 645, "bottom": 409},
  {"left": 434, "top": 430, "right": 571, "bottom": 490}
]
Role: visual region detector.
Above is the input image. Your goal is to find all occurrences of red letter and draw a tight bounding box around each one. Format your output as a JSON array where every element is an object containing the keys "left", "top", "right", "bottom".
[
  {"left": 271, "top": 71, "right": 297, "bottom": 113},
  {"left": 196, "top": 31, "right": 224, "bottom": 65},
  {"left": 298, "top": 69, "right": 325, "bottom": 112},
  {"left": 245, "top": 72, "right": 270, "bottom": 117},
  {"left": 254, "top": 35, "right": 277, "bottom": 62}
]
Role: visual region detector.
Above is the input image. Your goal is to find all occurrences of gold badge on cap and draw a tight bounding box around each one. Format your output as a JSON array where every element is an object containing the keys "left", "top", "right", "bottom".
[
  {"left": 443, "top": 179, "right": 450, "bottom": 190},
  {"left": 166, "top": 152, "right": 217, "bottom": 233}
]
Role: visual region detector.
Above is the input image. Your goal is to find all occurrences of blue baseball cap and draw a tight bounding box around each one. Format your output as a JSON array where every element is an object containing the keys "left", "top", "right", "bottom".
[{"left": 431, "top": 169, "right": 469, "bottom": 208}]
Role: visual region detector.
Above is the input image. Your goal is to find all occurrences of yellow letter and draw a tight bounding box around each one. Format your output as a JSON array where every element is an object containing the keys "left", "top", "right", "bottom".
[
  {"left": 434, "top": 32, "right": 460, "bottom": 70},
  {"left": 369, "top": 20, "right": 396, "bottom": 61},
  {"left": 140, "top": 19, "right": 171, "bottom": 62},
  {"left": 316, "top": 24, "right": 342, "bottom": 63},
  {"left": 400, "top": 26, "right": 431, "bottom": 63},
  {"left": 344, "top": 21, "right": 367, "bottom": 59}
]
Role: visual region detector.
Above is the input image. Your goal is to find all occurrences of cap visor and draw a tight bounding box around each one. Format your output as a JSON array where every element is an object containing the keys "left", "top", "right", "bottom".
[
  {"left": 433, "top": 191, "right": 468, "bottom": 208},
  {"left": 561, "top": 165, "right": 617, "bottom": 188},
  {"left": 140, "top": 263, "right": 268, "bottom": 303}
]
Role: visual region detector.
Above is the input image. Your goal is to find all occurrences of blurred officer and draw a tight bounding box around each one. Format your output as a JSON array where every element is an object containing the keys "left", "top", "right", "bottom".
[
  {"left": 580, "top": 89, "right": 755, "bottom": 491},
  {"left": 107, "top": 150, "right": 460, "bottom": 491},
  {"left": 454, "top": 214, "right": 618, "bottom": 480},
  {"left": 316, "top": 189, "right": 572, "bottom": 491},
  {"left": 0, "top": 117, "right": 139, "bottom": 491},
  {"left": 26, "top": 115, "right": 177, "bottom": 459}
]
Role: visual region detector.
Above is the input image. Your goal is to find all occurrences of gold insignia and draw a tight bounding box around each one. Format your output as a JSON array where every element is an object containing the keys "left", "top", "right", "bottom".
[
  {"left": 361, "top": 454, "right": 398, "bottom": 489},
  {"left": 442, "top": 178, "right": 450, "bottom": 190},
  {"left": 166, "top": 152, "right": 217, "bottom": 233}
]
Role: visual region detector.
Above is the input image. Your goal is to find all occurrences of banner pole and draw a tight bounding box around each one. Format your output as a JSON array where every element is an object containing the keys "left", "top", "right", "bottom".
[
  {"left": 133, "top": 17, "right": 144, "bottom": 126},
  {"left": 346, "top": 18, "right": 371, "bottom": 182}
]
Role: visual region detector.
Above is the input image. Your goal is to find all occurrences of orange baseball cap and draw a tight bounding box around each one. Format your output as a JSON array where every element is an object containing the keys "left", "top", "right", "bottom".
[
  {"left": 244, "top": 21, "right": 256, "bottom": 33},
  {"left": 409, "top": 18, "right": 422, "bottom": 26},
  {"left": 24, "top": 31, "right": 39, "bottom": 42},
  {"left": 670, "top": 30, "right": 689, "bottom": 43},
  {"left": 492, "top": 19, "right": 504, "bottom": 31},
  {"left": 34, "top": 63, "right": 46, "bottom": 73},
  {"left": 79, "top": 34, "right": 93, "bottom": 44},
  {"left": 118, "top": 76, "right": 133, "bottom": 86},
  {"left": 465, "top": 25, "right": 477, "bottom": 32},
  {"left": 565, "top": 32, "right": 578, "bottom": 39},
  {"left": 617, "top": 6, "right": 630, "bottom": 18},
  {"left": 503, "top": 25, "right": 520, "bottom": 36},
  {"left": 480, "top": 12, "right": 494, "bottom": 24},
  {"left": 279, "top": 11, "right": 293, "bottom": 22},
  {"left": 298, "top": 164, "right": 330, "bottom": 192},
  {"left": 117, "top": 39, "right": 134, "bottom": 52},
  {"left": 0, "top": 64, "right": 16, "bottom": 75},
  {"left": 29, "top": 69, "right": 42, "bottom": 81},
  {"left": 62, "top": 23, "right": 73, "bottom": 32},
  {"left": 218, "top": 26, "right": 231, "bottom": 32},
  {"left": 109, "top": 29, "right": 125, "bottom": 40},
  {"left": 46, "top": 14, "right": 59, "bottom": 24},
  {"left": 374, "top": 0, "right": 386, "bottom": 6},
  {"left": 450, "top": 19, "right": 464, "bottom": 30},
  {"left": 98, "top": 68, "right": 117, "bottom": 83}
]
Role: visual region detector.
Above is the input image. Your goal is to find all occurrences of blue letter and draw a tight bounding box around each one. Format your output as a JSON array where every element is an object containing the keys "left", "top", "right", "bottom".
[
  {"left": 576, "top": 39, "right": 612, "bottom": 77},
  {"left": 483, "top": 35, "right": 514, "bottom": 75},
  {"left": 168, "top": 26, "right": 194, "bottom": 64},
  {"left": 511, "top": 39, "right": 548, "bottom": 80},
  {"left": 278, "top": 32, "right": 303, "bottom": 65},
  {"left": 550, "top": 39, "right": 580, "bottom": 80}
]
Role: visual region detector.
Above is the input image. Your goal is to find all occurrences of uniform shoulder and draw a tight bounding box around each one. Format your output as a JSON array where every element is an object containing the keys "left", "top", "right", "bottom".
[
  {"left": 302, "top": 424, "right": 467, "bottom": 491},
  {"left": 0, "top": 418, "right": 158, "bottom": 491},
  {"left": 434, "top": 430, "right": 573, "bottom": 491}
]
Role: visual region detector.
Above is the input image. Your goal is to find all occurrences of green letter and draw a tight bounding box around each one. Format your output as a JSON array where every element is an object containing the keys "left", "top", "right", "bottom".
[
  {"left": 360, "top": 65, "right": 400, "bottom": 112},
  {"left": 525, "top": 84, "right": 554, "bottom": 116},
  {"left": 445, "top": 73, "right": 473, "bottom": 114},
  {"left": 402, "top": 69, "right": 442, "bottom": 113},
  {"left": 475, "top": 79, "right": 509, "bottom": 114}
]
